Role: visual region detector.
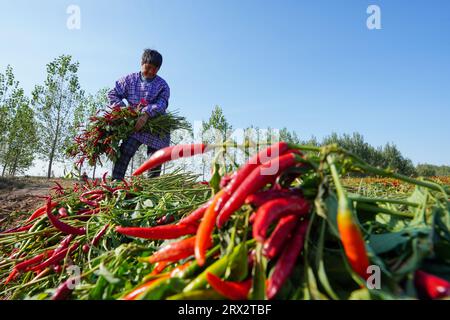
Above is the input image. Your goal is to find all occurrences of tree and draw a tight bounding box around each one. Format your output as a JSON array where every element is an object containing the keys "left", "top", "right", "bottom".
[
  {"left": 0, "top": 66, "right": 37, "bottom": 176},
  {"left": 280, "top": 127, "right": 300, "bottom": 144},
  {"left": 0, "top": 65, "right": 19, "bottom": 169},
  {"left": 2, "top": 89, "right": 38, "bottom": 176},
  {"left": 416, "top": 164, "right": 450, "bottom": 177},
  {"left": 32, "top": 55, "right": 84, "bottom": 178}
]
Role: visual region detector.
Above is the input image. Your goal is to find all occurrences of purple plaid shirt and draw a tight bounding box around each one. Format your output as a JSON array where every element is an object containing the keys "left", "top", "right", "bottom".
[{"left": 107, "top": 72, "right": 171, "bottom": 149}]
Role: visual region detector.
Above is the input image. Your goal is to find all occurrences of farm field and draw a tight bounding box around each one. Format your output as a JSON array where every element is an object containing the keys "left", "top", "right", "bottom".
[{"left": 1, "top": 143, "right": 449, "bottom": 301}]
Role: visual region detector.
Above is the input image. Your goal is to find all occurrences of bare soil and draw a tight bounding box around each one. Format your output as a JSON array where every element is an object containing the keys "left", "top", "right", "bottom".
[{"left": 0, "top": 177, "right": 76, "bottom": 230}]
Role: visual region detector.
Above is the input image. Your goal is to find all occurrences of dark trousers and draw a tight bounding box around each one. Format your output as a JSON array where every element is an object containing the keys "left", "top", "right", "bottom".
[{"left": 112, "top": 137, "right": 162, "bottom": 180}]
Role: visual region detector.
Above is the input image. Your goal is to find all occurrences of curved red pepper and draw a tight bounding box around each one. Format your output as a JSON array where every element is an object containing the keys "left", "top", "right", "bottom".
[
  {"left": 116, "top": 223, "right": 198, "bottom": 240},
  {"left": 46, "top": 198, "right": 86, "bottom": 235},
  {"left": 217, "top": 152, "right": 300, "bottom": 228},
  {"left": 27, "top": 201, "right": 59, "bottom": 222},
  {"left": 266, "top": 219, "right": 308, "bottom": 300},
  {"left": 91, "top": 223, "right": 110, "bottom": 246},
  {"left": 146, "top": 236, "right": 201, "bottom": 264},
  {"left": 245, "top": 189, "right": 301, "bottom": 207},
  {"left": 132, "top": 144, "right": 209, "bottom": 176},
  {"left": 195, "top": 190, "right": 226, "bottom": 266},
  {"left": 262, "top": 214, "right": 298, "bottom": 259},
  {"left": 30, "top": 241, "right": 80, "bottom": 272},
  {"left": 177, "top": 201, "right": 212, "bottom": 225},
  {"left": 252, "top": 197, "right": 309, "bottom": 242},
  {"left": 206, "top": 273, "right": 252, "bottom": 300},
  {"left": 225, "top": 142, "right": 290, "bottom": 196},
  {"left": 415, "top": 270, "right": 450, "bottom": 299}
]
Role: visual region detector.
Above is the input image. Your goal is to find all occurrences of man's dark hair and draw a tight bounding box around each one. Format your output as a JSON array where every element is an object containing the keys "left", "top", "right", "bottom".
[{"left": 141, "top": 49, "right": 163, "bottom": 68}]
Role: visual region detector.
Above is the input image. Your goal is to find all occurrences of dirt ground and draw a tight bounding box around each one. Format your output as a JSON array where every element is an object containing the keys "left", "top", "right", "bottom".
[{"left": 0, "top": 177, "right": 76, "bottom": 230}]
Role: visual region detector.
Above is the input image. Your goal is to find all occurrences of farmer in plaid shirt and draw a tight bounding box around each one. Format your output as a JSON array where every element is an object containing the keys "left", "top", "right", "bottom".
[{"left": 108, "top": 49, "right": 170, "bottom": 180}]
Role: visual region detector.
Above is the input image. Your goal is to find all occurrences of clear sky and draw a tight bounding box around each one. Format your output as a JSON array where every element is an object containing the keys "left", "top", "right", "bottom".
[{"left": 1, "top": 0, "right": 449, "bottom": 175}]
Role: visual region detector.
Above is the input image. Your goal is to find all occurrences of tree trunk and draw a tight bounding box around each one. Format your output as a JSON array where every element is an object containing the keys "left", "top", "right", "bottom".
[
  {"left": 11, "top": 152, "right": 18, "bottom": 177},
  {"left": 92, "top": 164, "right": 97, "bottom": 180},
  {"left": 1, "top": 164, "right": 6, "bottom": 177}
]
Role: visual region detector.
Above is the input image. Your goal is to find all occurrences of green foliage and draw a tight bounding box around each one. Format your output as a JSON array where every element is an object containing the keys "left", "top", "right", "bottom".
[
  {"left": 201, "top": 105, "right": 232, "bottom": 144},
  {"left": 0, "top": 66, "right": 38, "bottom": 176},
  {"left": 312, "top": 132, "right": 417, "bottom": 176},
  {"left": 31, "top": 55, "right": 85, "bottom": 178},
  {"left": 416, "top": 164, "right": 450, "bottom": 177}
]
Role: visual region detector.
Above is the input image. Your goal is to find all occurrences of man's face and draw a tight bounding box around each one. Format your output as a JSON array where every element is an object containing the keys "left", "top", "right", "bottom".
[{"left": 141, "top": 63, "right": 159, "bottom": 79}]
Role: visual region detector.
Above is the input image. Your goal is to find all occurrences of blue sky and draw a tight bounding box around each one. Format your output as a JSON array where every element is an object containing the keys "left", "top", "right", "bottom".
[{"left": 1, "top": 0, "right": 449, "bottom": 168}]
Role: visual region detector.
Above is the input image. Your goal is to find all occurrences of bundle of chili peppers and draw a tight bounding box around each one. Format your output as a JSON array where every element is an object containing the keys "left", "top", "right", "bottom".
[
  {"left": 66, "top": 100, "right": 190, "bottom": 167},
  {"left": 1, "top": 141, "right": 450, "bottom": 300}
]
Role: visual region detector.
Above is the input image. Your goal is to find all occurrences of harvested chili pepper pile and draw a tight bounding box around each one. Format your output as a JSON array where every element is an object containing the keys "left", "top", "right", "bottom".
[
  {"left": 66, "top": 100, "right": 191, "bottom": 167},
  {"left": 1, "top": 142, "right": 450, "bottom": 300}
]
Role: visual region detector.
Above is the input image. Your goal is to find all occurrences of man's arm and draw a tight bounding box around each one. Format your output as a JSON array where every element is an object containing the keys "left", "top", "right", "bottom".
[
  {"left": 142, "top": 83, "right": 170, "bottom": 117},
  {"left": 107, "top": 76, "right": 128, "bottom": 107}
]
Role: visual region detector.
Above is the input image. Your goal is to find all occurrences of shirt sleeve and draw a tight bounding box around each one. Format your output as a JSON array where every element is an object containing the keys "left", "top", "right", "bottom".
[
  {"left": 107, "top": 76, "right": 128, "bottom": 107},
  {"left": 143, "top": 82, "right": 170, "bottom": 117}
]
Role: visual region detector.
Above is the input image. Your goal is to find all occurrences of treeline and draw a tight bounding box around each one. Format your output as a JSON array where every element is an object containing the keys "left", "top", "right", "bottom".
[
  {"left": 0, "top": 56, "right": 108, "bottom": 178},
  {"left": 1, "top": 57, "right": 448, "bottom": 178},
  {"left": 279, "top": 129, "right": 442, "bottom": 177},
  {"left": 198, "top": 111, "right": 447, "bottom": 178},
  {"left": 416, "top": 164, "right": 450, "bottom": 177}
]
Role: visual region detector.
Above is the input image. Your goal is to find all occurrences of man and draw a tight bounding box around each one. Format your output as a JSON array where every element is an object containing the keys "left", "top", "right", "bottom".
[{"left": 108, "top": 49, "right": 170, "bottom": 180}]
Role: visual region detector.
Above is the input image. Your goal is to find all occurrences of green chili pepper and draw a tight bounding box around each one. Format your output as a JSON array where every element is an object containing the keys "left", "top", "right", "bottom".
[{"left": 166, "top": 289, "right": 224, "bottom": 300}]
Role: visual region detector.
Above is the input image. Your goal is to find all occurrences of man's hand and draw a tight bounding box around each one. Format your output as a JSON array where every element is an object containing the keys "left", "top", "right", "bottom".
[{"left": 134, "top": 112, "right": 150, "bottom": 132}]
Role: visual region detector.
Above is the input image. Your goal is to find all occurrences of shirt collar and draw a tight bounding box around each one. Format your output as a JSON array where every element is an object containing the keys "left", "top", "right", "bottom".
[{"left": 140, "top": 72, "right": 156, "bottom": 83}]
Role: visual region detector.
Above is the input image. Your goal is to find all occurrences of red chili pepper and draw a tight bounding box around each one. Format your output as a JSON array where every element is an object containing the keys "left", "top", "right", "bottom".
[
  {"left": 51, "top": 276, "right": 80, "bottom": 300},
  {"left": 262, "top": 214, "right": 298, "bottom": 259},
  {"left": 415, "top": 270, "right": 450, "bottom": 299},
  {"left": 30, "top": 242, "right": 80, "bottom": 272},
  {"left": 219, "top": 172, "right": 237, "bottom": 189},
  {"left": 217, "top": 152, "right": 300, "bottom": 228},
  {"left": 146, "top": 236, "right": 202, "bottom": 264},
  {"left": 4, "top": 268, "right": 20, "bottom": 284},
  {"left": 51, "top": 181, "right": 65, "bottom": 195},
  {"left": 79, "top": 190, "right": 104, "bottom": 207},
  {"left": 102, "top": 172, "right": 108, "bottom": 185},
  {"left": 337, "top": 199, "right": 370, "bottom": 280},
  {"left": 195, "top": 190, "right": 226, "bottom": 266},
  {"left": 245, "top": 189, "right": 301, "bottom": 207},
  {"left": 82, "top": 244, "right": 90, "bottom": 253},
  {"left": 150, "top": 261, "right": 171, "bottom": 275},
  {"left": 46, "top": 198, "right": 86, "bottom": 235},
  {"left": 225, "top": 142, "right": 290, "bottom": 196},
  {"left": 115, "top": 223, "right": 198, "bottom": 240},
  {"left": 91, "top": 224, "right": 109, "bottom": 246},
  {"left": 1, "top": 224, "right": 33, "bottom": 234},
  {"left": 252, "top": 197, "right": 310, "bottom": 242},
  {"left": 169, "top": 261, "right": 193, "bottom": 277},
  {"left": 14, "top": 249, "right": 56, "bottom": 272},
  {"left": 266, "top": 219, "right": 308, "bottom": 299},
  {"left": 178, "top": 201, "right": 212, "bottom": 225},
  {"left": 53, "top": 235, "right": 75, "bottom": 255},
  {"left": 132, "top": 144, "right": 209, "bottom": 176},
  {"left": 27, "top": 201, "right": 59, "bottom": 222},
  {"left": 206, "top": 273, "right": 252, "bottom": 300},
  {"left": 156, "top": 215, "right": 175, "bottom": 225},
  {"left": 58, "top": 207, "right": 68, "bottom": 218}
]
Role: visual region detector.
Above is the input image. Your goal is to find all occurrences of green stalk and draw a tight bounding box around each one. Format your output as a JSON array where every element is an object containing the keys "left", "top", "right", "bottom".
[
  {"left": 355, "top": 202, "right": 415, "bottom": 219},
  {"left": 347, "top": 194, "right": 420, "bottom": 207}
]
